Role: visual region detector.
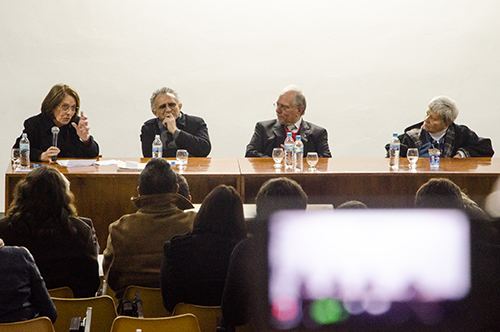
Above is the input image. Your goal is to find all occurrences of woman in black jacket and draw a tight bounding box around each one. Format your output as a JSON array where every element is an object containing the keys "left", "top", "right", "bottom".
[{"left": 160, "top": 185, "right": 247, "bottom": 312}]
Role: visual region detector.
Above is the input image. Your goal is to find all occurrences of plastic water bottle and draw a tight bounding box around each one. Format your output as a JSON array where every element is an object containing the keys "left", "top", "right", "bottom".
[
  {"left": 152, "top": 134, "right": 162, "bottom": 158},
  {"left": 293, "top": 135, "right": 304, "bottom": 172},
  {"left": 389, "top": 132, "right": 400, "bottom": 169},
  {"left": 284, "top": 132, "right": 294, "bottom": 170},
  {"left": 19, "top": 133, "right": 30, "bottom": 169}
]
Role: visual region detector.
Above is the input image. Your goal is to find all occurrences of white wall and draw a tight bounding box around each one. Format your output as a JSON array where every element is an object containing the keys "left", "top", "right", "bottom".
[{"left": 2, "top": 0, "right": 500, "bottom": 210}]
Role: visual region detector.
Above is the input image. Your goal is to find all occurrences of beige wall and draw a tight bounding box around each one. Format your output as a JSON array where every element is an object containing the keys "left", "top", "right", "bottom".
[{"left": 1, "top": 0, "right": 500, "bottom": 210}]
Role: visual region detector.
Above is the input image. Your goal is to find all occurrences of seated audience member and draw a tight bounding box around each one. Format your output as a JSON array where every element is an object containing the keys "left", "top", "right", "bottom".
[
  {"left": 416, "top": 180, "right": 500, "bottom": 329},
  {"left": 221, "top": 178, "right": 308, "bottom": 329},
  {"left": 245, "top": 86, "right": 332, "bottom": 158},
  {"left": 0, "top": 239, "right": 57, "bottom": 323},
  {"left": 103, "top": 158, "right": 196, "bottom": 303},
  {"left": 385, "top": 96, "right": 494, "bottom": 158},
  {"left": 176, "top": 173, "right": 192, "bottom": 201},
  {"left": 0, "top": 167, "right": 100, "bottom": 298},
  {"left": 336, "top": 200, "right": 368, "bottom": 209},
  {"left": 160, "top": 185, "right": 247, "bottom": 312},
  {"left": 415, "top": 178, "right": 490, "bottom": 222},
  {"left": 141, "top": 87, "right": 211, "bottom": 157},
  {"left": 13, "top": 84, "right": 99, "bottom": 162},
  {"left": 415, "top": 177, "right": 465, "bottom": 209}
]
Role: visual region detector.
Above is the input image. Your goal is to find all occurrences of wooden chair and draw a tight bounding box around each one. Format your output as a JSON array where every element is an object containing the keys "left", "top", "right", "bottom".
[
  {"left": 110, "top": 314, "right": 201, "bottom": 332},
  {"left": 172, "top": 303, "right": 222, "bottom": 332},
  {"left": 0, "top": 316, "right": 55, "bottom": 332},
  {"left": 51, "top": 295, "right": 117, "bottom": 332},
  {"left": 122, "top": 285, "right": 170, "bottom": 317},
  {"left": 47, "top": 286, "right": 74, "bottom": 298}
]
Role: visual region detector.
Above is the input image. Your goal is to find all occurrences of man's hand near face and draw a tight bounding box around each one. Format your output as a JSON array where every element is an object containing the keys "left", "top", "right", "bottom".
[{"left": 163, "top": 113, "right": 178, "bottom": 134}]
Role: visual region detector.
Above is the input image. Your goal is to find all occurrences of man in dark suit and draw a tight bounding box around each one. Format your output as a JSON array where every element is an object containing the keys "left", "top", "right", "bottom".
[
  {"left": 245, "top": 86, "right": 332, "bottom": 158},
  {"left": 141, "top": 87, "right": 211, "bottom": 157}
]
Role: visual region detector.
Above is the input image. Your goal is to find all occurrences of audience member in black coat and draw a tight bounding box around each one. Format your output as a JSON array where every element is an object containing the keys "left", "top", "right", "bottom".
[{"left": 160, "top": 185, "right": 247, "bottom": 312}]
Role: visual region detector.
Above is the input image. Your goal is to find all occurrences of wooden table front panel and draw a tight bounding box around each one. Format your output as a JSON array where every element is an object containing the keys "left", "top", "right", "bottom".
[
  {"left": 5, "top": 157, "right": 500, "bottom": 251},
  {"left": 239, "top": 158, "right": 500, "bottom": 208}
]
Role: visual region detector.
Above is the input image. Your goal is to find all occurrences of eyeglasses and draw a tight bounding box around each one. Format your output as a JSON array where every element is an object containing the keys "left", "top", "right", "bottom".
[
  {"left": 274, "top": 103, "right": 291, "bottom": 111},
  {"left": 58, "top": 103, "right": 77, "bottom": 114}
]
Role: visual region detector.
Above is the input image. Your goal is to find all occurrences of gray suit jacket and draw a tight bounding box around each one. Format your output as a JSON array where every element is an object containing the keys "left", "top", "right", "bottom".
[{"left": 245, "top": 119, "right": 332, "bottom": 158}]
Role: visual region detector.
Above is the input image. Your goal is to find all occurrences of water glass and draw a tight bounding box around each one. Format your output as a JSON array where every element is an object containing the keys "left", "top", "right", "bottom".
[
  {"left": 176, "top": 149, "right": 188, "bottom": 169},
  {"left": 429, "top": 148, "right": 440, "bottom": 169},
  {"left": 407, "top": 148, "right": 419, "bottom": 169},
  {"left": 307, "top": 152, "right": 319, "bottom": 170},
  {"left": 11, "top": 148, "right": 21, "bottom": 169},
  {"left": 272, "top": 148, "right": 284, "bottom": 168}
]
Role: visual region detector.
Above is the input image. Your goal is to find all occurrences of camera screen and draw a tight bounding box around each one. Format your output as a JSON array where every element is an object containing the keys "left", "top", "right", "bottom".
[{"left": 267, "top": 209, "right": 470, "bottom": 331}]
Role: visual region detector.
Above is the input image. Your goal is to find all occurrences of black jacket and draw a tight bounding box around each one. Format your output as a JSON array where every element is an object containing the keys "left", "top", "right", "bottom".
[
  {"left": 385, "top": 122, "right": 494, "bottom": 158},
  {"left": 140, "top": 113, "right": 211, "bottom": 157},
  {"left": 14, "top": 113, "right": 99, "bottom": 162}
]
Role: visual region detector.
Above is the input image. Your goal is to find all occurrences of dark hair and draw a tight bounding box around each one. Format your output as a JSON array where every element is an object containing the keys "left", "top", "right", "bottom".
[
  {"left": 193, "top": 185, "right": 247, "bottom": 241},
  {"left": 138, "top": 158, "right": 177, "bottom": 195},
  {"left": 337, "top": 200, "right": 368, "bottom": 209},
  {"left": 255, "top": 177, "right": 308, "bottom": 219},
  {"left": 41, "top": 84, "right": 80, "bottom": 120},
  {"left": 176, "top": 173, "right": 190, "bottom": 200},
  {"left": 415, "top": 178, "right": 464, "bottom": 209},
  {"left": 7, "top": 166, "right": 77, "bottom": 237}
]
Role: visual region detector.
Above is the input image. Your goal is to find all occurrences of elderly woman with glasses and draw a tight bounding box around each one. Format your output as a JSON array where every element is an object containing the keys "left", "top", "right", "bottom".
[{"left": 13, "top": 84, "right": 99, "bottom": 162}]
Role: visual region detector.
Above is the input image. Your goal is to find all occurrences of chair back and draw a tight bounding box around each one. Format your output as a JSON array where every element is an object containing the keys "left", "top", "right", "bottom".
[
  {"left": 122, "top": 285, "right": 170, "bottom": 317},
  {"left": 47, "top": 286, "right": 74, "bottom": 298},
  {"left": 51, "top": 296, "right": 117, "bottom": 332},
  {"left": 172, "top": 303, "right": 222, "bottom": 332},
  {"left": 110, "top": 314, "right": 201, "bottom": 332},
  {"left": 0, "top": 316, "right": 54, "bottom": 332}
]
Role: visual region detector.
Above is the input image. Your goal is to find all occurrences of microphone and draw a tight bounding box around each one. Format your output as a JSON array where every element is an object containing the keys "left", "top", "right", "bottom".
[{"left": 51, "top": 126, "right": 60, "bottom": 161}]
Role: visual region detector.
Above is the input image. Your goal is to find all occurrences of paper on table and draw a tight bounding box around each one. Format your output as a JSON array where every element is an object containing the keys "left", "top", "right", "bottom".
[
  {"left": 117, "top": 160, "right": 147, "bottom": 171},
  {"left": 95, "top": 159, "right": 119, "bottom": 166},
  {"left": 57, "top": 159, "right": 97, "bottom": 167}
]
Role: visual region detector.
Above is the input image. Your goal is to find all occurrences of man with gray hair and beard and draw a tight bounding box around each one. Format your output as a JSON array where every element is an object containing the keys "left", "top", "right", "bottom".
[
  {"left": 245, "top": 85, "right": 332, "bottom": 158},
  {"left": 386, "top": 96, "right": 494, "bottom": 158},
  {"left": 141, "top": 87, "right": 211, "bottom": 157}
]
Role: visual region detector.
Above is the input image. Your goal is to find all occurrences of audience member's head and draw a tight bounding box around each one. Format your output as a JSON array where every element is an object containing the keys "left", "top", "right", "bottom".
[
  {"left": 138, "top": 158, "right": 178, "bottom": 195},
  {"left": 255, "top": 177, "right": 308, "bottom": 219},
  {"left": 193, "top": 185, "right": 247, "bottom": 241},
  {"left": 176, "top": 173, "right": 191, "bottom": 201},
  {"left": 8, "top": 166, "right": 76, "bottom": 236},
  {"left": 337, "top": 200, "right": 368, "bottom": 209},
  {"left": 415, "top": 178, "right": 464, "bottom": 209}
]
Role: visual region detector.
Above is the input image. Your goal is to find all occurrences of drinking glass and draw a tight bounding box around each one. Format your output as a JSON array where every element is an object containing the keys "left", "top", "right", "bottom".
[
  {"left": 407, "top": 148, "right": 419, "bottom": 169},
  {"left": 272, "top": 148, "right": 284, "bottom": 168},
  {"left": 11, "top": 148, "right": 21, "bottom": 170},
  {"left": 176, "top": 149, "right": 188, "bottom": 169},
  {"left": 307, "top": 152, "right": 319, "bottom": 171}
]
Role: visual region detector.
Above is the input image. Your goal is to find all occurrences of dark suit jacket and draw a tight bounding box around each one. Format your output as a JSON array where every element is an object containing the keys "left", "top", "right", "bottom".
[
  {"left": 245, "top": 119, "right": 332, "bottom": 158},
  {"left": 141, "top": 113, "right": 211, "bottom": 157},
  {"left": 13, "top": 113, "right": 99, "bottom": 162}
]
